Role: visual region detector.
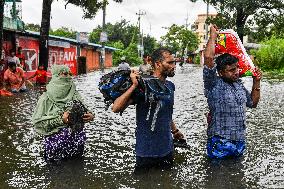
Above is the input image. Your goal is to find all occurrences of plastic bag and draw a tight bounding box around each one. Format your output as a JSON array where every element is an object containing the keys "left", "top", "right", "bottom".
[{"left": 215, "top": 29, "right": 257, "bottom": 77}]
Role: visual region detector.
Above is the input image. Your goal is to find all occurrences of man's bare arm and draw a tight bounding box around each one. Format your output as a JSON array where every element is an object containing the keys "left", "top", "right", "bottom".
[{"left": 204, "top": 25, "right": 219, "bottom": 68}]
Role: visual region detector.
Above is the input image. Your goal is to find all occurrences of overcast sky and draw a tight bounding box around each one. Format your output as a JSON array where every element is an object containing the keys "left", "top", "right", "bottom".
[{"left": 20, "top": 0, "right": 216, "bottom": 40}]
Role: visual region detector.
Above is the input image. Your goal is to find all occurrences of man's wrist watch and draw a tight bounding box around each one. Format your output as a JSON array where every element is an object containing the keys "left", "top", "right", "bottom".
[{"left": 253, "top": 87, "right": 260, "bottom": 91}]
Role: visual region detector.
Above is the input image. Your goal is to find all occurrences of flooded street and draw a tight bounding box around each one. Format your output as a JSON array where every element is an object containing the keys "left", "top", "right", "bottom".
[{"left": 0, "top": 64, "right": 283, "bottom": 189}]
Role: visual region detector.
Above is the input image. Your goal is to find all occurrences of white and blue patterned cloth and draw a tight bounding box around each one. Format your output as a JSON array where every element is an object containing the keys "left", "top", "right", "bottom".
[
  {"left": 203, "top": 65, "right": 253, "bottom": 141},
  {"left": 44, "top": 128, "right": 86, "bottom": 162}
]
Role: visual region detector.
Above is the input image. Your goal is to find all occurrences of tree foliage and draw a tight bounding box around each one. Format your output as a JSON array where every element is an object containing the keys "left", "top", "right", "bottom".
[
  {"left": 161, "top": 24, "right": 199, "bottom": 56},
  {"left": 50, "top": 27, "right": 77, "bottom": 39},
  {"left": 63, "top": 0, "right": 122, "bottom": 19},
  {"left": 143, "top": 34, "right": 158, "bottom": 56},
  {"left": 249, "top": 11, "right": 284, "bottom": 42},
  {"left": 89, "top": 19, "right": 138, "bottom": 48},
  {"left": 89, "top": 19, "right": 158, "bottom": 65},
  {"left": 196, "top": 0, "right": 284, "bottom": 42},
  {"left": 24, "top": 23, "right": 41, "bottom": 32},
  {"left": 251, "top": 36, "right": 284, "bottom": 71}
]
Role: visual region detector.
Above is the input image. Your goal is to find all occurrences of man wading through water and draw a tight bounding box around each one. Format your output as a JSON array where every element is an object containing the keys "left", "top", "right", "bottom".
[
  {"left": 112, "top": 48, "right": 184, "bottom": 172},
  {"left": 203, "top": 25, "right": 262, "bottom": 159}
]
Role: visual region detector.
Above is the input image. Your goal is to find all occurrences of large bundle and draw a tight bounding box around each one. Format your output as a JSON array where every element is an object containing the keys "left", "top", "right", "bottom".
[
  {"left": 98, "top": 70, "right": 171, "bottom": 106},
  {"left": 215, "top": 29, "right": 257, "bottom": 77},
  {"left": 98, "top": 70, "right": 133, "bottom": 108},
  {"left": 66, "top": 100, "right": 88, "bottom": 132},
  {"left": 98, "top": 70, "right": 172, "bottom": 131}
]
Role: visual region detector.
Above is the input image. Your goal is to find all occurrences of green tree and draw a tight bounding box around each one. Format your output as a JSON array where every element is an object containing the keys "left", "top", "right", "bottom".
[
  {"left": 50, "top": 27, "right": 77, "bottom": 39},
  {"left": 89, "top": 19, "right": 158, "bottom": 65},
  {"left": 142, "top": 34, "right": 158, "bottom": 56},
  {"left": 161, "top": 24, "right": 199, "bottom": 56},
  {"left": 249, "top": 12, "right": 284, "bottom": 42},
  {"left": 89, "top": 19, "right": 138, "bottom": 48},
  {"left": 252, "top": 36, "right": 284, "bottom": 71},
  {"left": 39, "top": 0, "right": 122, "bottom": 70},
  {"left": 192, "top": 0, "right": 284, "bottom": 42},
  {"left": 24, "top": 23, "right": 41, "bottom": 32}
]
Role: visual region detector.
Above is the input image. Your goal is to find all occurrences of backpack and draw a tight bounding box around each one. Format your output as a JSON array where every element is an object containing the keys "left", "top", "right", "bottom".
[
  {"left": 98, "top": 70, "right": 133, "bottom": 109},
  {"left": 98, "top": 70, "right": 172, "bottom": 128}
]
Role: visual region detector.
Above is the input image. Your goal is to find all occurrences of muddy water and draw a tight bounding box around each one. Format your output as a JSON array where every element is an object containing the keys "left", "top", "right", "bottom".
[{"left": 0, "top": 64, "right": 283, "bottom": 189}]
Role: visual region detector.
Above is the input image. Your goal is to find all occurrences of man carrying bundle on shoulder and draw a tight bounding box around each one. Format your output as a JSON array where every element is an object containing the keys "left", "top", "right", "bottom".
[
  {"left": 203, "top": 25, "right": 262, "bottom": 159},
  {"left": 112, "top": 47, "right": 184, "bottom": 172}
]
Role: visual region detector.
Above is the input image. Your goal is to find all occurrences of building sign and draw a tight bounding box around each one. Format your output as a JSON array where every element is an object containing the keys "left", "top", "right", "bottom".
[
  {"left": 25, "top": 49, "right": 38, "bottom": 71},
  {"left": 18, "top": 37, "right": 77, "bottom": 75},
  {"left": 49, "top": 47, "right": 77, "bottom": 74},
  {"left": 76, "top": 32, "right": 89, "bottom": 44},
  {"left": 100, "top": 32, "right": 108, "bottom": 42},
  {"left": 49, "top": 40, "right": 70, "bottom": 48}
]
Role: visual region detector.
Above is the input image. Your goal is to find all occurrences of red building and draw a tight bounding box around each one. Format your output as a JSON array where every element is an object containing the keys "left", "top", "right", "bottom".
[{"left": 2, "top": 29, "right": 116, "bottom": 78}]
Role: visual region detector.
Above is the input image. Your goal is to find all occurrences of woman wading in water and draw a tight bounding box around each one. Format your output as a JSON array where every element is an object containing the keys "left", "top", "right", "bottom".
[{"left": 32, "top": 65, "right": 94, "bottom": 162}]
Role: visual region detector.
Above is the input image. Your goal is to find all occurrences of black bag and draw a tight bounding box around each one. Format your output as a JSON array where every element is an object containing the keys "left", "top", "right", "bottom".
[
  {"left": 98, "top": 70, "right": 171, "bottom": 109},
  {"left": 67, "top": 100, "right": 88, "bottom": 132},
  {"left": 98, "top": 70, "right": 133, "bottom": 108}
]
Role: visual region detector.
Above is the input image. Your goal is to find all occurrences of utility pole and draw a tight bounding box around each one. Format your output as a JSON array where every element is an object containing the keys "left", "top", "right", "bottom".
[
  {"left": 185, "top": 12, "right": 189, "bottom": 29},
  {"left": 141, "top": 29, "right": 144, "bottom": 58},
  {"left": 136, "top": 10, "right": 146, "bottom": 58},
  {"left": 100, "top": 0, "right": 107, "bottom": 72},
  {"left": 205, "top": 0, "right": 209, "bottom": 41}
]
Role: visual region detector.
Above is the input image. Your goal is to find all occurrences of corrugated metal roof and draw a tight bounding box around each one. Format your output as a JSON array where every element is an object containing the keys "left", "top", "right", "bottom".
[{"left": 25, "top": 30, "right": 117, "bottom": 51}]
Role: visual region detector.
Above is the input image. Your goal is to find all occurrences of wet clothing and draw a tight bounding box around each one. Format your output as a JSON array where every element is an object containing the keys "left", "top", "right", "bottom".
[
  {"left": 207, "top": 136, "right": 245, "bottom": 159},
  {"left": 34, "top": 69, "right": 47, "bottom": 85},
  {"left": 33, "top": 65, "right": 90, "bottom": 162},
  {"left": 203, "top": 65, "right": 253, "bottom": 141},
  {"left": 4, "top": 67, "right": 26, "bottom": 91},
  {"left": 135, "top": 80, "right": 175, "bottom": 159},
  {"left": 32, "top": 65, "right": 78, "bottom": 136},
  {"left": 44, "top": 127, "right": 86, "bottom": 161},
  {"left": 117, "top": 62, "right": 130, "bottom": 71},
  {"left": 16, "top": 53, "right": 26, "bottom": 70},
  {"left": 139, "top": 64, "right": 153, "bottom": 75},
  {"left": 135, "top": 151, "right": 173, "bottom": 172}
]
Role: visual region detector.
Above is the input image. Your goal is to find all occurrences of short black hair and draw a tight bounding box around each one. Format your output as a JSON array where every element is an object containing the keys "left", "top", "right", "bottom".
[
  {"left": 8, "top": 62, "right": 16, "bottom": 68},
  {"left": 216, "top": 53, "right": 238, "bottom": 71},
  {"left": 143, "top": 54, "right": 148, "bottom": 59},
  {"left": 151, "top": 47, "right": 171, "bottom": 65}
]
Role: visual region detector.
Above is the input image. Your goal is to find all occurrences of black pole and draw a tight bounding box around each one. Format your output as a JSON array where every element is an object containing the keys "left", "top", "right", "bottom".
[
  {"left": 39, "top": 0, "right": 52, "bottom": 70},
  {"left": 0, "top": 0, "right": 5, "bottom": 59},
  {"left": 100, "top": 0, "right": 106, "bottom": 73}
]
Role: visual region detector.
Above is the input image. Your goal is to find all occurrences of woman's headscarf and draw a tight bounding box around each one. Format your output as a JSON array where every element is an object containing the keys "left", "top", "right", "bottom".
[{"left": 32, "top": 64, "right": 78, "bottom": 134}]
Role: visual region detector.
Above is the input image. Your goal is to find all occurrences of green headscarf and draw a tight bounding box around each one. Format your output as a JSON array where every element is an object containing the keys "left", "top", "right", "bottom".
[{"left": 32, "top": 64, "right": 78, "bottom": 135}]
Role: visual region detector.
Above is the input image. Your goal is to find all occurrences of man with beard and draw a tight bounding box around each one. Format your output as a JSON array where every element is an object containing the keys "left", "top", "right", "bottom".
[
  {"left": 203, "top": 25, "right": 262, "bottom": 159},
  {"left": 112, "top": 47, "right": 184, "bottom": 171}
]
